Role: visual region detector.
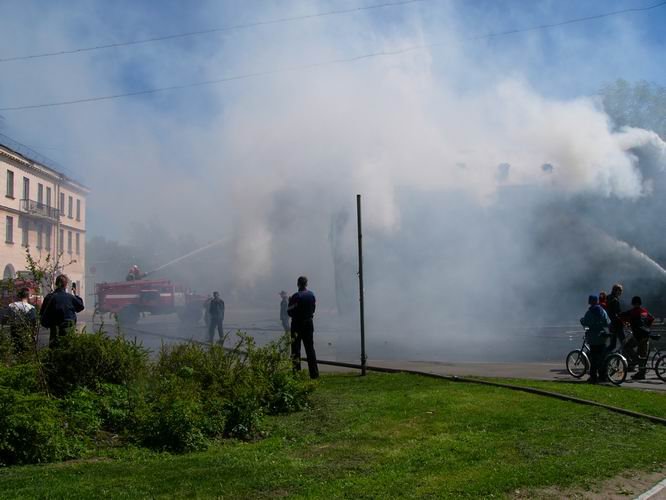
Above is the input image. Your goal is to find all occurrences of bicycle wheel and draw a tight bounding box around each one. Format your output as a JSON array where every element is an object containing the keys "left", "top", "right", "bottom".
[
  {"left": 605, "top": 353, "right": 628, "bottom": 386},
  {"left": 566, "top": 350, "right": 589, "bottom": 378},
  {"left": 655, "top": 355, "right": 666, "bottom": 383},
  {"left": 652, "top": 349, "right": 664, "bottom": 370}
]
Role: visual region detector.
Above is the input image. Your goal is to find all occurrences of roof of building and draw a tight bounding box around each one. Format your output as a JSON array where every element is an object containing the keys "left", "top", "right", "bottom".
[{"left": 0, "top": 134, "right": 89, "bottom": 192}]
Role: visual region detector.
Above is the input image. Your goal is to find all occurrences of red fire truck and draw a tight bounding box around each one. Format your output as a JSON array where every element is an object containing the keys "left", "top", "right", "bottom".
[{"left": 95, "top": 279, "right": 206, "bottom": 325}]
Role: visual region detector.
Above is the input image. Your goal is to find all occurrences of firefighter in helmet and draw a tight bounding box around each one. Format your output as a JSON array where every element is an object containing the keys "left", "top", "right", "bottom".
[{"left": 126, "top": 265, "right": 147, "bottom": 281}]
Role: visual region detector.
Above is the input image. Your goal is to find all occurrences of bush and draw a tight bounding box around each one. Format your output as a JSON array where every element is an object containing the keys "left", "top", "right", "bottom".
[
  {"left": 137, "top": 377, "right": 211, "bottom": 453},
  {"left": 60, "top": 388, "right": 103, "bottom": 442},
  {"left": 0, "top": 362, "right": 44, "bottom": 394},
  {"left": 0, "top": 329, "right": 315, "bottom": 464},
  {"left": 0, "top": 387, "right": 75, "bottom": 466},
  {"left": 43, "top": 332, "right": 149, "bottom": 396}
]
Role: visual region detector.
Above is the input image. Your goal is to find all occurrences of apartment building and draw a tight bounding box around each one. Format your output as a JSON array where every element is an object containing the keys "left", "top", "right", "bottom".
[{"left": 0, "top": 140, "right": 88, "bottom": 296}]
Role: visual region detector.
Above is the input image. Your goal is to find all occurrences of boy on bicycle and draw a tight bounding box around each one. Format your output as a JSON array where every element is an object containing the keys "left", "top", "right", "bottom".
[
  {"left": 620, "top": 296, "right": 655, "bottom": 381},
  {"left": 580, "top": 295, "right": 611, "bottom": 384}
]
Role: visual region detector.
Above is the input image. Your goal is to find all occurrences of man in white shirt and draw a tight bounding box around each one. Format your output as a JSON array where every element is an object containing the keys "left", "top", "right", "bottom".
[{"left": 8, "top": 288, "right": 37, "bottom": 353}]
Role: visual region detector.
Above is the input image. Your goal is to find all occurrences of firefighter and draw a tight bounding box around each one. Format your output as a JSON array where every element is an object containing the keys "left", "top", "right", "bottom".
[
  {"left": 208, "top": 291, "right": 225, "bottom": 344},
  {"left": 580, "top": 295, "right": 611, "bottom": 384},
  {"left": 279, "top": 291, "right": 289, "bottom": 334},
  {"left": 126, "top": 265, "right": 146, "bottom": 281},
  {"left": 40, "top": 275, "right": 85, "bottom": 347},
  {"left": 288, "top": 276, "right": 319, "bottom": 379},
  {"left": 8, "top": 288, "right": 37, "bottom": 353},
  {"left": 620, "top": 296, "right": 655, "bottom": 381}
]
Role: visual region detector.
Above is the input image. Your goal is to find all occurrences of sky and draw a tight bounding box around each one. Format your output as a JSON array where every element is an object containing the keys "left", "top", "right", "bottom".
[
  {"left": 1, "top": 0, "right": 666, "bottom": 331},
  {"left": 1, "top": 1, "right": 664, "bottom": 211}
]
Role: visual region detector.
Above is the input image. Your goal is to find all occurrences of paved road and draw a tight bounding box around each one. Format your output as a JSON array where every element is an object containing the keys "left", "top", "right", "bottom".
[{"left": 75, "top": 311, "right": 666, "bottom": 392}]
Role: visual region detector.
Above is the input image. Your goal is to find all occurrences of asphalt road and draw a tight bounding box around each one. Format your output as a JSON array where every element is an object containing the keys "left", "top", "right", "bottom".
[{"left": 73, "top": 310, "right": 666, "bottom": 392}]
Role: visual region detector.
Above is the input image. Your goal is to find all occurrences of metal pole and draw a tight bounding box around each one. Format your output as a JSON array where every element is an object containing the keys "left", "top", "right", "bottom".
[{"left": 356, "top": 194, "right": 367, "bottom": 376}]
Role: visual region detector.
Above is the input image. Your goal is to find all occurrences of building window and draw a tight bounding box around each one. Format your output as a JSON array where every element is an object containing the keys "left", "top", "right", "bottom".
[
  {"left": 5, "top": 216, "right": 13, "bottom": 243},
  {"left": 21, "top": 219, "right": 29, "bottom": 247},
  {"left": 76, "top": 199, "right": 81, "bottom": 221},
  {"left": 23, "top": 177, "right": 29, "bottom": 200},
  {"left": 37, "top": 183, "right": 44, "bottom": 206},
  {"left": 75, "top": 232, "right": 80, "bottom": 254},
  {"left": 59, "top": 192, "right": 65, "bottom": 213},
  {"left": 37, "top": 224, "right": 43, "bottom": 249},
  {"left": 67, "top": 231, "right": 72, "bottom": 254},
  {"left": 68, "top": 196, "right": 73, "bottom": 218},
  {"left": 59, "top": 229, "right": 64, "bottom": 253},
  {"left": 46, "top": 187, "right": 51, "bottom": 207},
  {"left": 6, "top": 170, "right": 14, "bottom": 198},
  {"left": 45, "top": 225, "right": 51, "bottom": 251}
]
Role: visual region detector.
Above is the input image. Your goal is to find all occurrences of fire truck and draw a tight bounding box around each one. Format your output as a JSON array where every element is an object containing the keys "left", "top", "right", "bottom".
[{"left": 95, "top": 279, "right": 206, "bottom": 325}]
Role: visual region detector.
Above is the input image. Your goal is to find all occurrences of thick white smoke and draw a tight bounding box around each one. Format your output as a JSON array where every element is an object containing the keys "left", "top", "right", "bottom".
[{"left": 3, "top": 1, "right": 666, "bottom": 358}]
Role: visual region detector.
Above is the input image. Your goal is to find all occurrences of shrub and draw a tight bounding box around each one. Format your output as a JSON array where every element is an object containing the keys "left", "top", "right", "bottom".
[
  {"left": 43, "top": 331, "right": 149, "bottom": 395},
  {"left": 96, "top": 383, "right": 136, "bottom": 434},
  {"left": 137, "top": 377, "right": 210, "bottom": 453},
  {"left": 0, "top": 362, "right": 44, "bottom": 394},
  {"left": 0, "top": 387, "right": 75, "bottom": 466},
  {"left": 60, "top": 387, "right": 103, "bottom": 442},
  {"left": 245, "top": 334, "right": 315, "bottom": 414}
]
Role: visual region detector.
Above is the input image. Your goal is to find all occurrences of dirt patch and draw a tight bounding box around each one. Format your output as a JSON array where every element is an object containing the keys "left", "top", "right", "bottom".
[{"left": 515, "top": 468, "right": 666, "bottom": 499}]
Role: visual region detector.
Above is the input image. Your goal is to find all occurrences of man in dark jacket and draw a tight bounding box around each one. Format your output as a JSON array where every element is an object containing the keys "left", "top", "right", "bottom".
[
  {"left": 620, "top": 296, "right": 655, "bottom": 380},
  {"left": 40, "top": 275, "right": 85, "bottom": 347},
  {"left": 208, "top": 291, "right": 225, "bottom": 344},
  {"left": 606, "top": 284, "right": 624, "bottom": 353},
  {"left": 288, "top": 276, "right": 319, "bottom": 379},
  {"left": 580, "top": 295, "right": 611, "bottom": 384}
]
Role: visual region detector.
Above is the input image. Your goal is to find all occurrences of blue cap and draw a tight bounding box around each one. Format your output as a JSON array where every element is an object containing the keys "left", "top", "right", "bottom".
[{"left": 588, "top": 295, "right": 598, "bottom": 305}]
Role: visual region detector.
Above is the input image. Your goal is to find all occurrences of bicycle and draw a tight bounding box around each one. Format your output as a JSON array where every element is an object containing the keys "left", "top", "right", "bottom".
[{"left": 565, "top": 329, "right": 628, "bottom": 385}]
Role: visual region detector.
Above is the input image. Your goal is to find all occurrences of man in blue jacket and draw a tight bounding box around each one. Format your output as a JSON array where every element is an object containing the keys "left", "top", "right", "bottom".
[
  {"left": 580, "top": 294, "right": 611, "bottom": 384},
  {"left": 40, "top": 275, "right": 85, "bottom": 347},
  {"left": 288, "top": 276, "right": 319, "bottom": 379}
]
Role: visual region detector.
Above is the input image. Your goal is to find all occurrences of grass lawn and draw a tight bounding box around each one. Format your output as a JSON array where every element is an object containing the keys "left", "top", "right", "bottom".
[
  {"left": 3, "top": 372, "right": 666, "bottom": 499},
  {"left": 489, "top": 377, "right": 666, "bottom": 419}
]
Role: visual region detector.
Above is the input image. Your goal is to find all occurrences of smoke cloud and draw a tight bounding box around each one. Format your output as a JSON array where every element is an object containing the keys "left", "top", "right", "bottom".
[{"left": 2, "top": 1, "right": 666, "bottom": 360}]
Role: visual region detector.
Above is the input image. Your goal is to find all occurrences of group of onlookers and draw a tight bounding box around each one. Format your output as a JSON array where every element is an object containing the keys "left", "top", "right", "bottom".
[
  {"left": 4, "top": 275, "right": 85, "bottom": 352},
  {"left": 581, "top": 283, "right": 655, "bottom": 383}
]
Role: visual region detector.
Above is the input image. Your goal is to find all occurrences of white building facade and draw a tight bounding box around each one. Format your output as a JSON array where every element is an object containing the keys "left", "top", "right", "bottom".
[{"left": 0, "top": 141, "right": 88, "bottom": 296}]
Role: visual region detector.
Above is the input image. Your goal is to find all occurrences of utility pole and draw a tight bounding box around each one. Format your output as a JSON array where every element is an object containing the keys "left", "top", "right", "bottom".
[{"left": 356, "top": 194, "right": 367, "bottom": 376}]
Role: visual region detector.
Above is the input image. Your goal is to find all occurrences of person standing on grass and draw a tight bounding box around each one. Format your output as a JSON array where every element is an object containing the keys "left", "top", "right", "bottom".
[
  {"left": 208, "top": 291, "right": 225, "bottom": 344},
  {"left": 288, "top": 276, "right": 319, "bottom": 379},
  {"left": 580, "top": 295, "right": 611, "bottom": 384},
  {"left": 40, "top": 275, "right": 85, "bottom": 347}
]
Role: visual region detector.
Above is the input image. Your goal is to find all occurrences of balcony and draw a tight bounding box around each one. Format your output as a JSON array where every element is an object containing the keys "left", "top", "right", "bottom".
[{"left": 20, "top": 199, "right": 60, "bottom": 221}]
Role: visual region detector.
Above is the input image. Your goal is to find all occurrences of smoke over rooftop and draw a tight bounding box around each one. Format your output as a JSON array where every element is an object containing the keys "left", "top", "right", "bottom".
[{"left": 2, "top": 1, "right": 666, "bottom": 357}]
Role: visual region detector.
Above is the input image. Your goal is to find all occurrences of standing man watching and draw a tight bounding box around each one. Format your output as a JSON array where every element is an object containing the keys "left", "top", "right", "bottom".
[
  {"left": 40, "top": 275, "right": 85, "bottom": 347},
  {"left": 606, "top": 284, "right": 624, "bottom": 353},
  {"left": 208, "top": 291, "right": 225, "bottom": 345},
  {"left": 8, "top": 288, "right": 37, "bottom": 353},
  {"left": 288, "top": 276, "right": 319, "bottom": 379},
  {"left": 580, "top": 294, "right": 611, "bottom": 384}
]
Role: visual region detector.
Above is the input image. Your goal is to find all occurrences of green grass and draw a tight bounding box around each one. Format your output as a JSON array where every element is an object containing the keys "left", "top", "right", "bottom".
[
  {"left": 490, "top": 377, "right": 666, "bottom": 418},
  {"left": 2, "top": 372, "right": 666, "bottom": 499}
]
